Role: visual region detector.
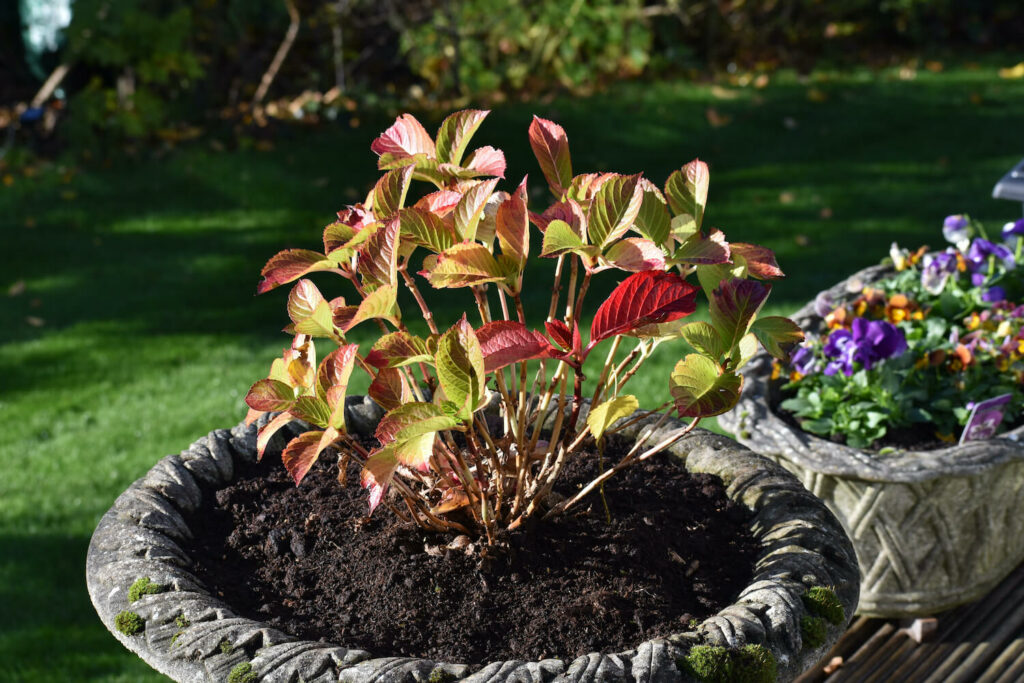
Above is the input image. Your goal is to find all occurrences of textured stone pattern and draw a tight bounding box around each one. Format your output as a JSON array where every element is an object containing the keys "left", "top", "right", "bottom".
[
  {"left": 721, "top": 264, "right": 1024, "bottom": 618},
  {"left": 88, "top": 395, "right": 859, "bottom": 682}
]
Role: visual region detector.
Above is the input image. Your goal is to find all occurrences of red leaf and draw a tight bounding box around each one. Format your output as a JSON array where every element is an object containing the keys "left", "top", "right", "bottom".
[
  {"left": 730, "top": 242, "right": 785, "bottom": 279},
  {"left": 368, "top": 367, "right": 410, "bottom": 411},
  {"left": 603, "top": 237, "right": 666, "bottom": 272},
  {"left": 316, "top": 344, "right": 360, "bottom": 406},
  {"left": 357, "top": 217, "right": 399, "bottom": 290},
  {"left": 257, "top": 249, "right": 331, "bottom": 294},
  {"left": 371, "top": 114, "right": 435, "bottom": 162},
  {"left": 545, "top": 320, "right": 572, "bottom": 350},
  {"left": 256, "top": 411, "right": 295, "bottom": 460},
  {"left": 245, "top": 378, "right": 295, "bottom": 411},
  {"left": 281, "top": 429, "right": 334, "bottom": 485},
  {"left": 475, "top": 321, "right": 554, "bottom": 373},
  {"left": 466, "top": 145, "right": 507, "bottom": 178},
  {"left": 360, "top": 447, "right": 399, "bottom": 514},
  {"left": 590, "top": 271, "right": 698, "bottom": 345},
  {"left": 528, "top": 116, "right": 572, "bottom": 196},
  {"left": 496, "top": 177, "right": 529, "bottom": 265},
  {"left": 414, "top": 190, "right": 462, "bottom": 216}
]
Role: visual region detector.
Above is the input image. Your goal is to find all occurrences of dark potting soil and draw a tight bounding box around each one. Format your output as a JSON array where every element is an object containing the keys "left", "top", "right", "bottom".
[{"left": 187, "top": 440, "right": 758, "bottom": 665}]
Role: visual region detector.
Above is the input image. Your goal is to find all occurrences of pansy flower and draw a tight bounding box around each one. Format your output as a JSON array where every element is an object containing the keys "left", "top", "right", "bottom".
[
  {"left": 822, "top": 318, "right": 907, "bottom": 376},
  {"left": 943, "top": 214, "right": 971, "bottom": 248},
  {"left": 921, "top": 250, "right": 958, "bottom": 295},
  {"left": 1003, "top": 218, "right": 1024, "bottom": 248},
  {"left": 966, "top": 238, "right": 1015, "bottom": 272}
]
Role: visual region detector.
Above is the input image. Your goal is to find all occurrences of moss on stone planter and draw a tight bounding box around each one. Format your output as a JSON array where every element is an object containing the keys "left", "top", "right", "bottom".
[
  {"left": 681, "top": 643, "right": 777, "bottom": 682},
  {"left": 114, "top": 610, "right": 144, "bottom": 636},
  {"left": 227, "top": 661, "right": 257, "bottom": 683},
  {"left": 801, "top": 615, "right": 827, "bottom": 649},
  {"left": 219, "top": 638, "right": 234, "bottom": 654},
  {"left": 428, "top": 667, "right": 453, "bottom": 683},
  {"left": 803, "top": 586, "right": 844, "bottom": 625},
  {"left": 175, "top": 614, "right": 190, "bottom": 628},
  {"left": 128, "top": 576, "right": 163, "bottom": 602}
]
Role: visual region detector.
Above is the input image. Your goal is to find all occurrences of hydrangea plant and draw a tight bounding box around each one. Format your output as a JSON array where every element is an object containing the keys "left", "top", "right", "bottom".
[
  {"left": 245, "top": 110, "right": 800, "bottom": 542},
  {"left": 781, "top": 214, "right": 1024, "bottom": 447}
]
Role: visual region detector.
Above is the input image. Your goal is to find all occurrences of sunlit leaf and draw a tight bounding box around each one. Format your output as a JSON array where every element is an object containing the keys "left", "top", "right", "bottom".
[
  {"left": 372, "top": 166, "right": 415, "bottom": 220},
  {"left": 435, "top": 109, "right": 489, "bottom": 166},
  {"left": 588, "top": 395, "right": 640, "bottom": 441},
  {"left": 361, "top": 445, "right": 399, "bottom": 514},
  {"left": 357, "top": 217, "right": 399, "bottom": 291},
  {"left": 371, "top": 114, "right": 436, "bottom": 166},
  {"left": 465, "top": 145, "right": 506, "bottom": 178},
  {"left": 680, "top": 321, "right": 726, "bottom": 360},
  {"left": 590, "top": 271, "right": 698, "bottom": 345},
  {"left": 673, "top": 229, "right": 730, "bottom": 265},
  {"left": 475, "top": 320, "right": 554, "bottom": 373},
  {"left": 670, "top": 354, "right": 743, "bottom": 417},
  {"left": 423, "top": 242, "right": 508, "bottom": 289},
  {"left": 496, "top": 177, "right": 529, "bottom": 267},
  {"left": 708, "top": 278, "right": 771, "bottom": 351},
  {"left": 368, "top": 367, "right": 410, "bottom": 411},
  {"left": 696, "top": 254, "right": 748, "bottom": 298},
  {"left": 531, "top": 198, "right": 586, "bottom": 233},
  {"left": 290, "top": 395, "right": 332, "bottom": 427},
  {"left": 730, "top": 242, "right": 785, "bottom": 279},
  {"left": 603, "top": 237, "right": 666, "bottom": 272},
  {"left": 529, "top": 116, "right": 572, "bottom": 196},
  {"left": 435, "top": 317, "right": 486, "bottom": 420},
  {"left": 256, "top": 411, "right": 296, "bottom": 460},
  {"left": 375, "top": 402, "right": 461, "bottom": 446},
  {"left": 453, "top": 178, "right": 499, "bottom": 242},
  {"left": 733, "top": 332, "right": 760, "bottom": 370},
  {"left": 245, "top": 378, "right": 295, "bottom": 411},
  {"left": 257, "top": 249, "right": 335, "bottom": 294},
  {"left": 281, "top": 430, "right": 336, "bottom": 485},
  {"left": 666, "top": 159, "right": 709, "bottom": 229},
  {"left": 751, "top": 316, "right": 804, "bottom": 360},
  {"left": 365, "top": 332, "right": 433, "bottom": 369},
  {"left": 634, "top": 185, "right": 671, "bottom": 247},
  {"left": 414, "top": 190, "right": 462, "bottom": 216},
  {"left": 588, "top": 173, "right": 644, "bottom": 249},
  {"left": 399, "top": 207, "right": 456, "bottom": 253},
  {"left": 333, "top": 284, "right": 399, "bottom": 331}
]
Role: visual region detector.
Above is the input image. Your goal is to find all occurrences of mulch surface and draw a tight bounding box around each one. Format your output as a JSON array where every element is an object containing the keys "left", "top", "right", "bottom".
[{"left": 187, "top": 438, "right": 758, "bottom": 664}]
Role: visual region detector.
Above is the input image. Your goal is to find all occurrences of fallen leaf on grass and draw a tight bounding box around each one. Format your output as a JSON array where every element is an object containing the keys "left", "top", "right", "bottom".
[
  {"left": 26, "top": 316, "right": 45, "bottom": 327},
  {"left": 807, "top": 88, "right": 828, "bottom": 102},
  {"left": 2, "top": 174, "right": 13, "bottom": 186},
  {"left": 705, "top": 107, "right": 731, "bottom": 127},
  {"left": 710, "top": 85, "right": 740, "bottom": 100},
  {"left": 779, "top": 191, "right": 795, "bottom": 204},
  {"left": 820, "top": 207, "right": 833, "bottom": 219},
  {"left": 795, "top": 234, "right": 810, "bottom": 246},
  {"left": 7, "top": 280, "right": 25, "bottom": 297},
  {"left": 999, "top": 63, "right": 1024, "bottom": 79}
]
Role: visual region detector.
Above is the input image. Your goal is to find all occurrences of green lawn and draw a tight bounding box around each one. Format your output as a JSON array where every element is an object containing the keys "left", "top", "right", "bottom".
[{"left": 2, "top": 64, "right": 1024, "bottom": 680}]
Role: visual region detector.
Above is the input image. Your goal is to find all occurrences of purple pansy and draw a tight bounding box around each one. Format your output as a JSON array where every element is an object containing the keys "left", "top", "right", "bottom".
[
  {"left": 921, "top": 250, "right": 958, "bottom": 295},
  {"left": 982, "top": 286, "right": 1007, "bottom": 303},
  {"left": 790, "top": 345, "right": 819, "bottom": 375},
  {"left": 1003, "top": 218, "right": 1024, "bottom": 244},
  {"left": 823, "top": 318, "right": 907, "bottom": 376},
  {"left": 943, "top": 214, "right": 970, "bottom": 247},
  {"left": 966, "top": 238, "right": 1015, "bottom": 272}
]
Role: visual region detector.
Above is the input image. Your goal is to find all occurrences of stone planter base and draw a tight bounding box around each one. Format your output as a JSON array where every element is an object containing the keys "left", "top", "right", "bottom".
[
  {"left": 722, "top": 265, "right": 1024, "bottom": 618},
  {"left": 88, "top": 397, "right": 859, "bottom": 682}
]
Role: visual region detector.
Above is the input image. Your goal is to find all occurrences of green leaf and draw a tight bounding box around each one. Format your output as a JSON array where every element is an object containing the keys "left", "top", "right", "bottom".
[
  {"left": 708, "top": 278, "right": 771, "bottom": 352},
  {"left": 372, "top": 166, "right": 415, "bottom": 220},
  {"left": 399, "top": 207, "right": 456, "bottom": 253},
  {"left": 290, "top": 395, "right": 332, "bottom": 428},
  {"left": 665, "top": 159, "right": 709, "bottom": 229},
  {"left": 696, "top": 254, "right": 748, "bottom": 299},
  {"left": 588, "top": 174, "right": 644, "bottom": 249},
  {"left": 333, "top": 284, "right": 399, "bottom": 332},
  {"left": 245, "top": 379, "right": 295, "bottom": 412},
  {"left": 751, "top": 316, "right": 805, "bottom": 361},
  {"left": 587, "top": 395, "right": 640, "bottom": 441},
  {"left": 732, "top": 332, "right": 760, "bottom": 370},
  {"left": 670, "top": 354, "right": 743, "bottom": 417},
  {"left": 680, "top": 321, "right": 725, "bottom": 359},
  {"left": 435, "top": 109, "right": 489, "bottom": 166},
  {"left": 673, "top": 229, "right": 730, "bottom": 265},
  {"left": 424, "top": 242, "right": 509, "bottom": 289},
  {"left": 286, "top": 280, "right": 337, "bottom": 338},
  {"left": 317, "top": 344, "right": 359, "bottom": 430},
  {"left": 375, "top": 402, "right": 462, "bottom": 445},
  {"left": 539, "top": 219, "right": 599, "bottom": 264},
  {"left": 365, "top": 332, "right": 433, "bottom": 369},
  {"left": 435, "top": 317, "right": 486, "bottom": 420},
  {"left": 634, "top": 188, "right": 671, "bottom": 246},
  {"left": 453, "top": 178, "right": 499, "bottom": 242}
]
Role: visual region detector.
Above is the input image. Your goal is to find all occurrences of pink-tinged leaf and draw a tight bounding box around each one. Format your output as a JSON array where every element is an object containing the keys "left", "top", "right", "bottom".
[
  {"left": 709, "top": 278, "right": 772, "bottom": 351},
  {"left": 333, "top": 284, "right": 399, "bottom": 332},
  {"left": 287, "top": 279, "right": 325, "bottom": 325},
  {"left": 531, "top": 198, "right": 586, "bottom": 233},
  {"left": 375, "top": 402, "right": 460, "bottom": 446},
  {"left": 415, "top": 190, "right": 463, "bottom": 216},
  {"left": 453, "top": 178, "right": 499, "bottom": 242},
  {"left": 465, "top": 145, "right": 506, "bottom": 178},
  {"left": 399, "top": 207, "right": 457, "bottom": 253},
  {"left": 323, "top": 221, "right": 358, "bottom": 255},
  {"left": 337, "top": 203, "right": 375, "bottom": 228},
  {"left": 603, "top": 237, "right": 666, "bottom": 272},
  {"left": 545, "top": 320, "right": 573, "bottom": 351},
  {"left": 371, "top": 114, "right": 436, "bottom": 164},
  {"left": 496, "top": 177, "right": 529, "bottom": 266},
  {"left": 423, "top": 243, "right": 509, "bottom": 289},
  {"left": 280, "top": 334, "right": 316, "bottom": 389},
  {"left": 590, "top": 271, "right": 698, "bottom": 345},
  {"left": 751, "top": 316, "right": 804, "bottom": 360},
  {"left": 634, "top": 185, "right": 671, "bottom": 246},
  {"left": 476, "top": 320, "right": 555, "bottom": 373},
  {"left": 245, "top": 378, "right": 295, "bottom": 411},
  {"left": 665, "top": 159, "right": 709, "bottom": 228},
  {"left": 360, "top": 446, "right": 400, "bottom": 514},
  {"left": 475, "top": 191, "right": 509, "bottom": 247},
  {"left": 730, "top": 242, "right": 785, "bottom": 279},
  {"left": 435, "top": 110, "right": 489, "bottom": 166},
  {"left": 317, "top": 343, "right": 360, "bottom": 407},
  {"left": 290, "top": 395, "right": 332, "bottom": 427},
  {"left": 674, "top": 228, "right": 731, "bottom": 265},
  {"left": 588, "top": 174, "right": 645, "bottom": 249},
  {"left": 244, "top": 407, "right": 263, "bottom": 426},
  {"left": 256, "top": 411, "right": 296, "bottom": 460},
  {"left": 257, "top": 249, "right": 333, "bottom": 294},
  {"left": 670, "top": 354, "right": 743, "bottom": 417},
  {"left": 568, "top": 172, "right": 617, "bottom": 205},
  {"left": 372, "top": 166, "right": 415, "bottom": 220},
  {"left": 368, "top": 367, "right": 410, "bottom": 411},
  {"left": 365, "top": 332, "right": 432, "bottom": 369},
  {"left": 357, "top": 217, "right": 400, "bottom": 291},
  {"left": 281, "top": 430, "right": 328, "bottom": 485},
  {"left": 528, "top": 116, "right": 572, "bottom": 197}
]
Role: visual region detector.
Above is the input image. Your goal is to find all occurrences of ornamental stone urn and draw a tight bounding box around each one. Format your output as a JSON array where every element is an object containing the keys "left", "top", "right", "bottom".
[
  {"left": 721, "top": 264, "right": 1024, "bottom": 618},
  {"left": 88, "top": 397, "right": 859, "bottom": 682}
]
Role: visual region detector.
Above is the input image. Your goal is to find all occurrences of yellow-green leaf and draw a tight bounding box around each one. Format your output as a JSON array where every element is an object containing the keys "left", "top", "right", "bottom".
[{"left": 587, "top": 395, "right": 639, "bottom": 441}]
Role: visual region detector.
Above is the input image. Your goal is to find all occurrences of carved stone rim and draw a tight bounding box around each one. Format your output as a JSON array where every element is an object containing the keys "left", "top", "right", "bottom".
[
  {"left": 722, "top": 263, "right": 1024, "bottom": 484},
  {"left": 87, "top": 397, "right": 859, "bottom": 682}
]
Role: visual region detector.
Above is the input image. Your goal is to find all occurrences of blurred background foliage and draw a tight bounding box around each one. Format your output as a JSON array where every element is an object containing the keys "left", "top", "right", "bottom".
[{"left": 3, "top": 0, "right": 1024, "bottom": 153}]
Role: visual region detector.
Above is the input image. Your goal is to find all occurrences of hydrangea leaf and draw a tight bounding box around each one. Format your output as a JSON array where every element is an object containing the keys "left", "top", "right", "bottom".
[
  {"left": 680, "top": 320, "right": 726, "bottom": 360},
  {"left": 372, "top": 166, "right": 415, "bottom": 221},
  {"left": 453, "top": 178, "right": 499, "bottom": 242},
  {"left": 435, "top": 317, "right": 486, "bottom": 420},
  {"left": 368, "top": 367, "right": 410, "bottom": 411},
  {"left": 475, "top": 320, "right": 554, "bottom": 373},
  {"left": 665, "top": 159, "right": 709, "bottom": 229},
  {"left": 333, "top": 284, "right": 399, "bottom": 332},
  {"left": 588, "top": 174, "right": 644, "bottom": 249},
  {"left": 634, "top": 186, "right": 671, "bottom": 247},
  {"left": 435, "top": 109, "right": 489, "bottom": 166},
  {"left": 709, "top": 278, "right": 771, "bottom": 351},
  {"left": 360, "top": 445, "right": 400, "bottom": 514},
  {"left": 529, "top": 116, "right": 572, "bottom": 197},
  {"left": 496, "top": 177, "right": 530, "bottom": 268},
  {"left": 696, "top": 253, "right": 748, "bottom": 299},
  {"left": 465, "top": 145, "right": 506, "bottom": 179},
  {"left": 371, "top": 114, "right": 436, "bottom": 166},
  {"left": 257, "top": 249, "right": 335, "bottom": 294},
  {"left": 673, "top": 229, "right": 731, "bottom": 265},
  {"left": 730, "top": 242, "right": 785, "bottom": 279},
  {"left": 281, "top": 429, "right": 338, "bottom": 485},
  {"left": 245, "top": 378, "right": 295, "bottom": 412},
  {"left": 603, "top": 237, "right": 666, "bottom": 272},
  {"left": 365, "top": 332, "right": 433, "bottom": 369},
  {"left": 732, "top": 332, "right": 760, "bottom": 371},
  {"left": 590, "top": 271, "right": 698, "bottom": 345},
  {"left": 375, "top": 402, "right": 462, "bottom": 446},
  {"left": 357, "top": 217, "right": 400, "bottom": 291},
  {"left": 670, "top": 354, "right": 743, "bottom": 417},
  {"left": 290, "top": 395, "right": 332, "bottom": 428},
  {"left": 256, "top": 411, "right": 297, "bottom": 460},
  {"left": 423, "top": 243, "right": 508, "bottom": 289},
  {"left": 587, "top": 395, "right": 640, "bottom": 441},
  {"left": 399, "top": 207, "right": 456, "bottom": 253},
  {"left": 751, "top": 316, "right": 805, "bottom": 360}
]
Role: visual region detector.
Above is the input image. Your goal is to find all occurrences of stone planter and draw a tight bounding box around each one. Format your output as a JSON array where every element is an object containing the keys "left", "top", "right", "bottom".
[
  {"left": 721, "top": 264, "right": 1024, "bottom": 618},
  {"left": 88, "top": 396, "right": 859, "bottom": 682}
]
